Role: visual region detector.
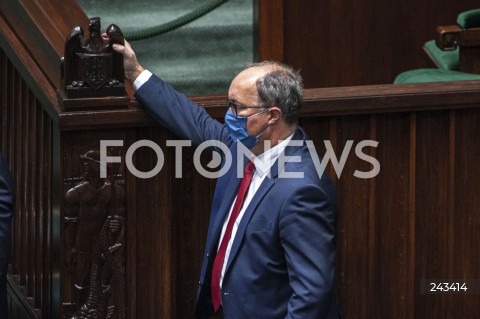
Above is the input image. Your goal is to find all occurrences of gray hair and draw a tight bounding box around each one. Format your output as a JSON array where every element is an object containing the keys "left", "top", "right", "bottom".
[{"left": 249, "top": 61, "right": 304, "bottom": 125}]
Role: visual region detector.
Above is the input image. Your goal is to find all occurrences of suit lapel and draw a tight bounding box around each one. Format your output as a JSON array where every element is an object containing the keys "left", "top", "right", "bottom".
[
  {"left": 224, "top": 128, "right": 307, "bottom": 273},
  {"left": 206, "top": 172, "right": 242, "bottom": 253},
  {"left": 224, "top": 176, "right": 275, "bottom": 272},
  {"left": 205, "top": 143, "right": 247, "bottom": 253}
]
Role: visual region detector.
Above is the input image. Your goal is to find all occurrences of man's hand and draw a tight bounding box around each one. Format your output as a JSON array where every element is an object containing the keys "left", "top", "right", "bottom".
[{"left": 102, "top": 34, "right": 145, "bottom": 83}]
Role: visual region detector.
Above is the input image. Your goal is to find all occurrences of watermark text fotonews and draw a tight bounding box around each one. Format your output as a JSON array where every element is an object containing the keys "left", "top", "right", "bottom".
[{"left": 99, "top": 139, "right": 380, "bottom": 179}]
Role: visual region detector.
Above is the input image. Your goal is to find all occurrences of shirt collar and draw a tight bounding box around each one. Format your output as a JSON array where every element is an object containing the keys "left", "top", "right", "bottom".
[{"left": 252, "top": 133, "right": 294, "bottom": 178}]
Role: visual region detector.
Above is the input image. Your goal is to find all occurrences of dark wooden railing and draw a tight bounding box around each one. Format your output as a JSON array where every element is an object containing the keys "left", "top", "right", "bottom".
[
  {"left": 1, "top": 1, "right": 480, "bottom": 319},
  {"left": 1, "top": 48, "right": 55, "bottom": 319}
]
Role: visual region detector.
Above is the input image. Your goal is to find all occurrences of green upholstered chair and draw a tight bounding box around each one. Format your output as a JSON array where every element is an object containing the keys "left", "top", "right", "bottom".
[
  {"left": 423, "top": 39, "right": 459, "bottom": 71},
  {"left": 457, "top": 8, "right": 480, "bottom": 29},
  {"left": 395, "top": 8, "right": 480, "bottom": 84},
  {"left": 394, "top": 68, "right": 480, "bottom": 84},
  {"left": 423, "top": 8, "right": 480, "bottom": 73}
]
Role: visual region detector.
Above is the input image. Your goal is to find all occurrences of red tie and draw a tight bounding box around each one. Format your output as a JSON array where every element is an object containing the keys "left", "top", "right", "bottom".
[{"left": 211, "top": 160, "right": 255, "bottom": 312}]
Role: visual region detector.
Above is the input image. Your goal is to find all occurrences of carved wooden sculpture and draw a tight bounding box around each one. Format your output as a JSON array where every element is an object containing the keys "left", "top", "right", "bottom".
[
  {"left": 63, "top": 150, "right": 126, "bottom": 319},
  {"left": 60, "top": 17, "right": 129, "bottom": 110}
]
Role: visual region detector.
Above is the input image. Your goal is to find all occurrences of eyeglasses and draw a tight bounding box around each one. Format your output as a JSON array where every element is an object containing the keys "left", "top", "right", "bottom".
[{"left": 227, "top": 99, "right": 266, "bottom": 118}]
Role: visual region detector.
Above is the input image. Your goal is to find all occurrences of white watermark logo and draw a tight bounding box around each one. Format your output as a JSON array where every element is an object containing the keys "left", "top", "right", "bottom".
[{"left": 100, "top": 139, "right": 380, "bottom": 180}]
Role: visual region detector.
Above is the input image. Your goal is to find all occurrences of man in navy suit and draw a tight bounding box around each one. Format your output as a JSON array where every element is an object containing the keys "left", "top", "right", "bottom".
[
  {"left": 111, "top": 38, "right": 342, "bottom": 318},
  {"left": 0, "top": 155, "right": 14, "bottom": 319}
]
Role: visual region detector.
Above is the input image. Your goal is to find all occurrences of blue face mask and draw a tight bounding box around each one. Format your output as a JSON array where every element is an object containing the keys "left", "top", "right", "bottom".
[{"left": 225, "top": 109, "right": 269, "bottom": 149}]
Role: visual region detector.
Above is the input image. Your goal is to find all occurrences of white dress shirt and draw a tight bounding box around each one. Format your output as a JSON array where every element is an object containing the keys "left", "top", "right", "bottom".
[
  {"left": 218, "top": 134, "right": 293, "bottom": 288},
  {"left": 133, "top": 69, "right": 153, "bottom": 90}
]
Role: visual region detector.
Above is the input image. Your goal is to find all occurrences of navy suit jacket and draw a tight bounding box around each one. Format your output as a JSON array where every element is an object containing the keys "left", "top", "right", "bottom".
[
  {"left": 0, "top": 155, "right": 14, "bottom": 318},
  {"left": 136, "top": 75, "right": 341, "bottom": 319}
]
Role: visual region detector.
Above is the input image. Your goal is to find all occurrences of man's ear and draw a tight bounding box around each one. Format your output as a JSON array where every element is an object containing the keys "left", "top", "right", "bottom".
[{"left": 267, "top": 106, "right": 282, "bottom": 125}]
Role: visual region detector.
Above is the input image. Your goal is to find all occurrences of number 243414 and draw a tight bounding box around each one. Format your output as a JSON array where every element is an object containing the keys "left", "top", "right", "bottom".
[{"left": 430, "top": 282, "right": 468, "bottom": 292}]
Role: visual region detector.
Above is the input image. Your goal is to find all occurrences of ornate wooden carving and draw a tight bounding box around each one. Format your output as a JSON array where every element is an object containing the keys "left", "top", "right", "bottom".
[
  {"left": 60, "top": 17, "right": 129, "bottom": 110},
  {"left": 62, "top": 150, "right": 126, "bottom": 319}
]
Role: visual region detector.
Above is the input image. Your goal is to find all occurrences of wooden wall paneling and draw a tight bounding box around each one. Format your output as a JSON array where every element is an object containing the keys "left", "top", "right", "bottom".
[
  {"left": 414, "top": 110, "right": 452, "bottom": 318},
  {"left": 20, "top": 72, "right": 28, "bottom": 295},
  {"left": 368, "top": 0, "right": 418, "bottom": 85},
  {"left": 43, "top": 111, "right": 53, "bottom": 319},
  {"left": 368, "top": 114, "right": 378, "bottom": 318},
  {"left": 281, "top": 0, "right": 480, "bottom": 88},
  {"left": 34, "top": 97, "right": 43, "bottom": 310},
  {"left": 407, "top": 113, "right": 416, "bottom": 319},
  {"left": 1, "top": 50, "right": 7, "bottom": 150},
  {"left": 128, "top": 127, "right": 173, "bottom": 319},
  {"left": 124, "top": 130, "right": 138, "bottom": 319},
  {"left": 14, "top": 69, "right": 25, "bottom": 288},
  {"left": 334, "top": 115, "right": 378, "bottom": 318},
  {"left": 23, "top": 78, "right": 31, "bottom": 297},
  {"left": 1, "top": 50, "right": 16, "bottom": 273},
  {"left": 170, "top": 139, "right": 215, "bottom": 318},
  {"left": 50, "top": 123, "right": 61, "bottom": 319},
  {"left": 257, "top": 0, "right": 284, "bottom": 62},
  {"left": 284, "top": 0, "right": 357, "bottom": 87},
  {"left": 452, "top": 108, "right": 480, "bottom": 318},
  {"left": 0, "top": 49, "right": 56, "bottom": 318},
  {"left": 30, "top": 94, "right": 46, "bottom": 319},
  {"left": 298, "top": 117, "right": 338, "bottom": 184},
  {"left": 7, "top": 62, "right": 16, "bottom": 275},
  {"left": 374, "top": 113, "right": 413, "bottom": 318},
  {"left": 27, "top": 87, "right": 35, "bottom": 300}
]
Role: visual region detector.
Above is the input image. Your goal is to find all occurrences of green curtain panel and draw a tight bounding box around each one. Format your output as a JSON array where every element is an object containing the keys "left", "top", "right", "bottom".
[{"left": 77, "top": 0, "right": 255, "bottom": 95}]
